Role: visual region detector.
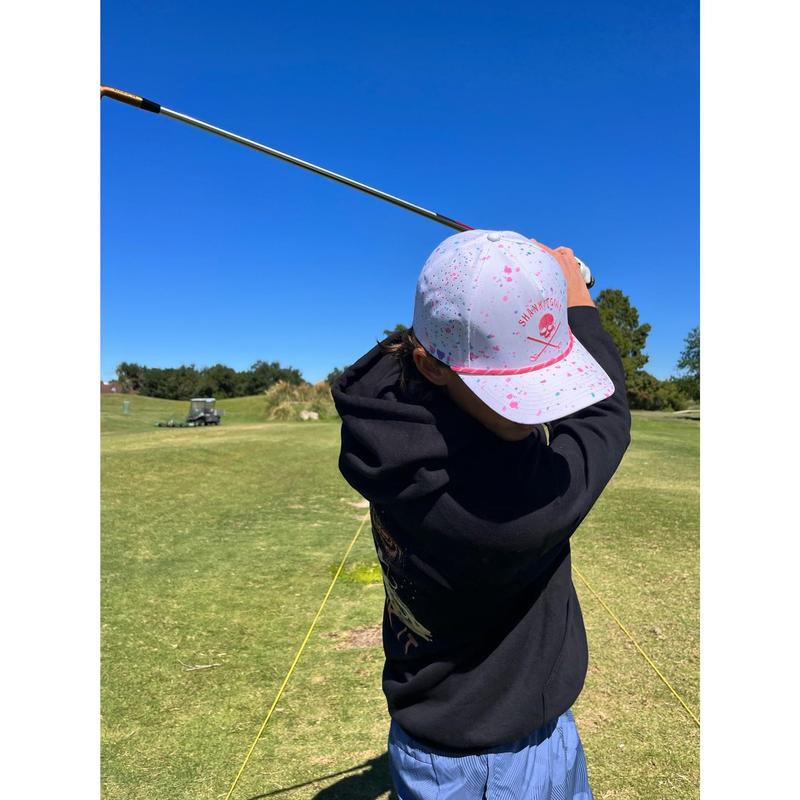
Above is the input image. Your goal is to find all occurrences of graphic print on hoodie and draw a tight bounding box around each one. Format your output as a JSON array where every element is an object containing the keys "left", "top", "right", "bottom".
[
  {"left": 370, "top": 502, "right": 433, "bottom": 653},
  {"left": 331, "top": 306, "right": 631, "bottom": 752}
]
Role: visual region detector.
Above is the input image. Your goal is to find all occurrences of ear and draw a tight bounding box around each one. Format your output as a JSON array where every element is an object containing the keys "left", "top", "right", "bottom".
[{"left": 412, "top": 346, "right": 450, "bottom": 386}]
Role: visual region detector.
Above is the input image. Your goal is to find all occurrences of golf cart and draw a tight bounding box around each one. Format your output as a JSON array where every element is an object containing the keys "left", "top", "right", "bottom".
[
  {"left": 156, "top": 397, "right": 221, "bottom": 427},
  {"left": 187, "top": 397, "right": 221, "bottom": 426}
]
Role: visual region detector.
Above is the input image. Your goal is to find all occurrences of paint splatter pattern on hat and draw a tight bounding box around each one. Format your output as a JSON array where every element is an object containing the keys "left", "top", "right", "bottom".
[{"left": 413, "top": 230, "right": 614, "bottom": 424}]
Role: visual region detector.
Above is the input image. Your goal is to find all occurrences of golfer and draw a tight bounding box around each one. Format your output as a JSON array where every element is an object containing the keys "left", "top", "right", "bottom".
[{"left": 332, "top": 230, "right": 630, "bottom": 799}]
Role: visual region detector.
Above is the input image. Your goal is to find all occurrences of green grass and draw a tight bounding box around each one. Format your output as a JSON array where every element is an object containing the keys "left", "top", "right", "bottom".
[
  {"left": 102, "top": 401, "right": 698, "bottom": 800},
  {"left": 572, "top": 413, "right": 699, "bottom": 799},
  {"left": 101, "top": 393, "right": 284, "bottom": 432}
]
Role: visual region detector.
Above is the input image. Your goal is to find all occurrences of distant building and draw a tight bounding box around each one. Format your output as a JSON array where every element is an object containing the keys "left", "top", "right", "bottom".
[{"left": 101, "top": 380, "right": 125, "bottom": 394}]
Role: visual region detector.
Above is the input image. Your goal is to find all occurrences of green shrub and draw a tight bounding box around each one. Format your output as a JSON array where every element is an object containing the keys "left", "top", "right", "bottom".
[
  {"left": 627, "top": 371, "right": 691, "bottom": 411},
  {"left": 671, "top": 374, "right": 700, "bottom": 403},
  {"left": 656, "top": 378, "right": 693, "bottom": 411}
]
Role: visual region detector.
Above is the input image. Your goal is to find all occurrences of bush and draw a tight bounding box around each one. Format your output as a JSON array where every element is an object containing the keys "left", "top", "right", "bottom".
[
  {"left": 263, "top": 380, "right": 339, "bottom": 421},
  {"left": 671, "top": 375, "right": 699, "bottom": 403},
  {"left": 627, "top": 371, "right": 691, "bottom": 411},
  {"left": 655, "top": 378, "right": 692, "bottom": 411}
]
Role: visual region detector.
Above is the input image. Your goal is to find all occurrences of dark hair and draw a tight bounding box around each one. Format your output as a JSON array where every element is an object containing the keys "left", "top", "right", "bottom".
[{"left": 379, "top": 327, "right": 448, "bottom": 401}]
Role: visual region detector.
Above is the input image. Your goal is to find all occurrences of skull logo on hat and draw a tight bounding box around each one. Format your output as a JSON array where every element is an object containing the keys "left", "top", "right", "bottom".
[{"left": 539, "top": 313, "right": 556, "bottom": 340}]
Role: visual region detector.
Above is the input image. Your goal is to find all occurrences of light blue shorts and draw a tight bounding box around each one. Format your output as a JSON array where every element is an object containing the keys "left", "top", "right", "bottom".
[{"left": 387, "top": 708, "right": 592, "bottom": 799}]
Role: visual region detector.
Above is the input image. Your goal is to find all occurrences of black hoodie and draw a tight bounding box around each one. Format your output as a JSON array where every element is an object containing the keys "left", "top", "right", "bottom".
[{"left": 331, "top": 306, "right": 631, "bottom": 751}]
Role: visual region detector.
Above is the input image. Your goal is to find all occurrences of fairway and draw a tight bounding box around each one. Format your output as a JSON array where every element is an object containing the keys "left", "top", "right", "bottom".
[{"left": 101, "top": 395, "right": 699, "bottom": 800}]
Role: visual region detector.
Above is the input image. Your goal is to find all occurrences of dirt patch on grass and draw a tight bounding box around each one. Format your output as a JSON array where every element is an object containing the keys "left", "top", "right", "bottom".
[{"left": 322, "top": 624, "right": 382, "bottom": 650}]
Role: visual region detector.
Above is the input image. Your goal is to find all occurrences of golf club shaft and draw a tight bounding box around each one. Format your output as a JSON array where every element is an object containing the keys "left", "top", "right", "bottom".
[
  {"left": 101, "top": 86, "right": 471, "bottom": 232},
  {"left": 100, "top": 86, "right": 594, "bottom": 286}
]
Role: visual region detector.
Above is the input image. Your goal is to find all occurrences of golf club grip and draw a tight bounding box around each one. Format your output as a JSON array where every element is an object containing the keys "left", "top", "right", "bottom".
[
  {"left": 100, "top": 86, "right": 161, "bottom": 114},
  {"left": 574, "top": 257, "right": 595, "bottom": 289}
]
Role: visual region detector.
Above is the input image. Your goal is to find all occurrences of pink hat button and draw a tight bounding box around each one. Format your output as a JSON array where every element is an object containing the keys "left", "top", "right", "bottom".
[{"left": 486, "top": 231, "right": 502, "bottom": 242}]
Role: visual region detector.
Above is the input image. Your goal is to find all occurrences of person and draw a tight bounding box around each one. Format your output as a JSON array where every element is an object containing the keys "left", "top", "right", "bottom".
[{"left": 331, "top": 229, "right": 631, "bottom": 799}]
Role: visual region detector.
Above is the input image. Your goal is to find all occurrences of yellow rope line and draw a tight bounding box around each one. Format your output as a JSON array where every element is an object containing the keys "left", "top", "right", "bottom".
[
  {"left": 572, "top": 563, "right": 700, "bottom": 728},
  {"left": 223, "top": 510, "right": 371, "bottom": 800}
]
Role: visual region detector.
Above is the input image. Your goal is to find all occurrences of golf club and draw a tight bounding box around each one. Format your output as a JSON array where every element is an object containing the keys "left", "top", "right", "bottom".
[{"left": 100, "top": 85, "right": 595, "bottom": 288}]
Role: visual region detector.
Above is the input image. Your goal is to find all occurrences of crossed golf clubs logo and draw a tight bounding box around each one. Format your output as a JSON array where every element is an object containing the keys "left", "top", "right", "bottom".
[{"left": 526, "top": 312, "right": 563, "bottom": 362}]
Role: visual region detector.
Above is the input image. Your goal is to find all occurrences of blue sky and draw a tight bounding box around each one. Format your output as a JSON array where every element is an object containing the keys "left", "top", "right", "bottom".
[{"left": 101, "top": 1, "right": 698, "bottom": 383}]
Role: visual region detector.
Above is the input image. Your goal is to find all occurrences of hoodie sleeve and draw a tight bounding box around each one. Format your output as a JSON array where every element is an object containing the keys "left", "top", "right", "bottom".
[
  {"left": 429, "top": 306, "right": 631, "bottom": 562},
  {"left": 543, "top": 305, "right": 632, "bottom": 525}
]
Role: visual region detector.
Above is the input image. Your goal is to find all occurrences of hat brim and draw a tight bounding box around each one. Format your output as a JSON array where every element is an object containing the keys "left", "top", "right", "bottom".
[{"left": 456, "top": 333, "right": 615, "bottom": 424}]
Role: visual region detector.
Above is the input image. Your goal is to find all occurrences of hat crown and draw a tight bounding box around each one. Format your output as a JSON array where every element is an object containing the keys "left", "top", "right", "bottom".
[{"left": 412, "top": 230, "right": 569, "bottom": 373}]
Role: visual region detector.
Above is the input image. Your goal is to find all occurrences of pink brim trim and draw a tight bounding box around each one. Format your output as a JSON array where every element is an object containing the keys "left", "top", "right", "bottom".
[{"left": 450, "top": 332, "right": 575, "bottom": 376}]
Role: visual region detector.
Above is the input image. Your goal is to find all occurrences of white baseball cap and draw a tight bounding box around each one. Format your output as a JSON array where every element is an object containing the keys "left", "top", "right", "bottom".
[{"left": 412, "top": 229, "right": 615, "bottom": 424}]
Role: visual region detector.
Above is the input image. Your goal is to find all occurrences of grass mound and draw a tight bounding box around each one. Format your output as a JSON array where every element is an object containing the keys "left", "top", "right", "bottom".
[
  {"left": 264, "top": 380, "right": 338, "bottom": 421},
  {"left": 101, "top": 386, "right": 339, "bottom": 433}
]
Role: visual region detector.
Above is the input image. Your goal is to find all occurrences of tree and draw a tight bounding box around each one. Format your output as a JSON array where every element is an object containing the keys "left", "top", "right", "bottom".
[
  {"left": 113, "top": 359, "right": 304, "bottom": 399},
  {"left": 239, "top": 360, "right": 303, "bottom": 396},
  {"left": 595, "top": 289, "right": 652, "bottom": 386},
  {"left": 115, "top": 362, "right": 144, "bottom": 393},
  {"left": 675, "top": 326, "right": 700, "bottom": 400},
  {"left": 593, "top": 289, "right": 690, "bottom": 410},
  {"left": 171, "top": 365, "right": 202, "bottom": 400},
  {"left": 140, "top": 364, "right": 200, "bottom": 400},
  {"left": 326, "top": 366, "right": 347, "bottom": 385},
  {"left": 197, "top": 364, "right": 238, "bottom": 398},
  {"left": 383, "top": 323, "right": 408, "bottom": 337}
]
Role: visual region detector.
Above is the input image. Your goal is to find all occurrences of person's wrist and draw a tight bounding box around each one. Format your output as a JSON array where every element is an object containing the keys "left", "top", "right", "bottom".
[
  {"left": 567, "top": 288, "right": 595, "bottom": 308},
  {"left": 566, "top": 272, "right": 595, "bottom": 306},
  {"left": 531, "top": 239, "right": 595, "bottom": 308}
]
